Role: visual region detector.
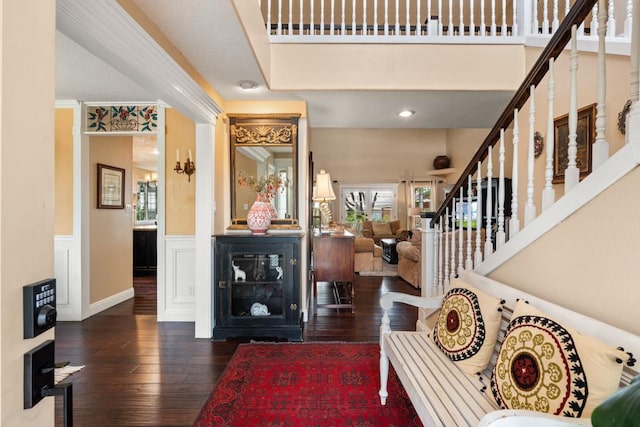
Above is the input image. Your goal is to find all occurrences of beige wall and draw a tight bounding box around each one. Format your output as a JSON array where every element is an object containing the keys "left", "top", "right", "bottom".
[
  {"left": 55, "top": 108, "right": 74, "bottom": 235},
  {"left": 165, "top": 108, "right": 196, "bottom": 235},
  {"left": 90, "top": 136, "right": 133, "bottom": 303},
  {"left": 1, "top": 1, "right": 56, "bottom": 424},
  {"left": 489, "top": 166, "right": 640, "bottom": 336}
]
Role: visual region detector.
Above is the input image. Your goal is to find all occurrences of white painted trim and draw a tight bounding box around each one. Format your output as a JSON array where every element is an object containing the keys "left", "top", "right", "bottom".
[
  {"left": 195, "top": 123, "right": 215, "bottom": 337},
  {"left": 54, "top": 235, "right": 81, "bottom": 321},
  {"left": 269, "top": 35, "right": 526, "bottom": 44},
  {"left": 162, "top": 235, "right": 196, "bottom": 322},
  {"left": 84, "top": 132, "right": 158, "bottom": 136},
  {"left": 297, "top": 117, "right": 310, "bottom": 322},
  {"left": 156, "top": 106, "right": 167, "bottom": 321},
  {"left": 476, "top": 137, "right": 640, "bottom": 275},
  {"left": 56, "top": 0, "right": 222, "bottom": 123},
  {"left": 526, "top": 34, "right": 631, "bottom": 56},
  {"left": 87, "top": 287, "right": 135, "bottom": 318}
]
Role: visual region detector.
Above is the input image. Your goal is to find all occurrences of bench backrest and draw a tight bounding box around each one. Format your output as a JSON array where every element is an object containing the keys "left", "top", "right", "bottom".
[{"left": 460, "top": 270, "right": 640, "bottom": 388}]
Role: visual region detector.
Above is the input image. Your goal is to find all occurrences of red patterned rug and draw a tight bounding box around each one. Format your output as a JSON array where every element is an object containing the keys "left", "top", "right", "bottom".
[{"left": 193, "top": 342, "right": 422, "bottom": 426}]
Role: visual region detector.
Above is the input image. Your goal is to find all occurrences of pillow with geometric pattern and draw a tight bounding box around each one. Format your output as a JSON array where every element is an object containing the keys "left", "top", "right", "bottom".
[
  {"left": 491, "top": 300, "right": 629, "bottom": 418},
  {"left": 432, "top": 279, "right": 503, "bottom": 375}
]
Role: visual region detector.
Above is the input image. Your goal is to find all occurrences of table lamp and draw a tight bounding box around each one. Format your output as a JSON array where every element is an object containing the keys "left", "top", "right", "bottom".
[{"left": 313, "top": 169, "right": 336, "bottom": 231}]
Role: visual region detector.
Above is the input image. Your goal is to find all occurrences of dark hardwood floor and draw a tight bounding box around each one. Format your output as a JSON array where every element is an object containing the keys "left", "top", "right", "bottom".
[{"left": 55, "top": 273, "right": 420, "bottom": 426}]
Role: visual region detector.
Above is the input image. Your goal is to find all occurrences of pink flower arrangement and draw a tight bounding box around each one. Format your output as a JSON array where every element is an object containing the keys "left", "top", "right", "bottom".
[{"left": 237, "top": 170, "right": 287, "bottom": 199}]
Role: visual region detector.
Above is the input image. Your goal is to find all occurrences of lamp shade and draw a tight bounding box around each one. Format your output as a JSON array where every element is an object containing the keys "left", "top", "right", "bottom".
[{"left": 313, "top": 169, "right": 336, "bottom": 201}]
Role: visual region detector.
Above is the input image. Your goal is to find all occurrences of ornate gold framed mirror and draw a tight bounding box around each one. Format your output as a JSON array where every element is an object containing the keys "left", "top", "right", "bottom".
[{"left": 229, "top": 114, "right": 300, "bottom": 229}]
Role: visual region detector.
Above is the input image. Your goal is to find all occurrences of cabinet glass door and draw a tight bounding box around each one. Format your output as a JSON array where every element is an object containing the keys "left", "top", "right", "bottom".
[{"left": 229, "top": 253, "right": 284, "bottom": 318}]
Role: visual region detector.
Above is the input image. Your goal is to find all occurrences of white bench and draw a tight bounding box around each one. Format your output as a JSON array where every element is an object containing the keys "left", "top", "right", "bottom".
[{"left": 379, "top": 270, "right": 640, "bottom": 427}]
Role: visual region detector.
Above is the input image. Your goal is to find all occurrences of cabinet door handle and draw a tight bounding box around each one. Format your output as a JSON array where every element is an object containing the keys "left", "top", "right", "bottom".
[
  {"left": 289, "top": 303, "right": 298, "bottom": 311},
  {"left": 290, "top": 258, "right": 297, "bottom": 266},
  {"left": 218, "top": 281, "right": 227, "bottom": 289}
]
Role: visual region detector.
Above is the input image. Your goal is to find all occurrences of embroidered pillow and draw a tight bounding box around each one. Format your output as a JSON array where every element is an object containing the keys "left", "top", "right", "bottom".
[
  {"left": 432, "top": 279, "right": 503, "bottom": 375},
  {"left": 491, "top": 300, "right": 629, "bottom": 418}
]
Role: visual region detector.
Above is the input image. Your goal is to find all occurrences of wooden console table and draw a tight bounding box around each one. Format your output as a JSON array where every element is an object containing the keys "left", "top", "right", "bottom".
[{"left": 312, "top": 231, "right": 355, "bottom": 313}]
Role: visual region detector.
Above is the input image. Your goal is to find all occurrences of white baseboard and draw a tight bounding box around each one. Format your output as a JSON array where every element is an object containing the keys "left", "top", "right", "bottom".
[{"left": 87, "top": 287, "right": 135, "bottom": 318}]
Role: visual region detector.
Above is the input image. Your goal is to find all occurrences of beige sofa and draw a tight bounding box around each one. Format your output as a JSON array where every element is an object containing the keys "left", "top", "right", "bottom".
[
  {"left": 396, "top": 237, "right": 421, "bottom": 288},
  {"left": 354, "top": 237, "right": 383, "bottom": 273},
  {"left": 361, "top": 220, "right": 404, "bottom": 245}
]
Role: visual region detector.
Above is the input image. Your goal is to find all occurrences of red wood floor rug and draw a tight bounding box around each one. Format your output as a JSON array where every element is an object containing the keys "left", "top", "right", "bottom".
[{"left": 193, "top": 342, "right": 422, "bottom": 426}]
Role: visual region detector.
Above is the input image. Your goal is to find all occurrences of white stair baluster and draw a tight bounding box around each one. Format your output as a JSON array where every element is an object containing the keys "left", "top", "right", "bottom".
[
  {"left": 543, "top": 58, "right": 556, "bottom": 211},
  {"left": 417, "top": 0, "right": 422, "bottom": 36},
  {"left": 341, "top": 0, "right": 346, "bottom": 34},
  {"left": 474, "top": 162, "right": 483, "bottom": 265},
  {"left": 321, "top": 0, "right": 325, "bottom": 35},
  {"left": 352, "top": 0, "right": 357, "bottom": 34},
  {"left": 438, "top": 0, "right": 444, "bottom": 35},
  {"left": 525, "top": 85, "right": 537, "bottom": 226},
  {"left": 266, "top": 0, "right": 272, "bottom": 35},
  {"left": 288, "top": 0, "right": 293, "bottom": 35},
  {"left": 459, "top": 0, "right": 464, "bottom": 35},
  {"left": 510, "top": 109, "right": 521, "bottom": 237},
  {"left": 310, "top": 0, "right": 315, "bottom": 35},
  {"left": 565, "top": 0, "right": 570, "bottom": 18},
  {"left": 552, "top": 0, "right": 559, "bottom": 32},
  {"left": 438, "top": 221, "right": 444, "bottom": 293},
  {"left": 491, "top": 0, "right": 497, "bottom": 35},
  {"left": 480, "top": 0, "right": 486, "bottom": 35},
  {"left": 385, "top": 0, "right": 389, "bottom": 35},
  {"left": 433, "top": 222, "right": 439, "bottom": 295},
  {"left": 299, "top": 0, "right": 303, "bottom": 35},
  {"left": 512, "top": 0, "right": 518, "bottom": 36},
  {"left": 607, "top": 0, "right": 616, "bottom": 38},
  {"left": 444, "top": 207, "right": 450, "bottom": 287},
  {"left": 591, "top": 4, "right": 599, "bottom": 38},
  {"left": 484, "top": 146, "right": 494, "bottom": 257},
  {"left": 396, "top": 0, "right": 401, "bottom": 34},
  {"left": 362, "top": 0, "right": 367, "bottom": 35},
  {"left": 449, "top": 0, "right": 454, "bottom": 35},
  {"left": 374, "top": 0, "right": 378, "bottom": 35},
  {"left": 624, "top": 0, "right": 633, "bottom": 37},
  {"left": 501, "top": 0, "right": 506, "bottom": 36},
  {"left": 277, "top": 0, "right": 283, "bottom": 35},
  {"left": 593, "top": 0, "right": 610, "bottom": 170},
  {"left": 458, "top": 187, "right": 464, "bottom": 275},
  {"left": 497, "top": 130, "right": 506, "bottom": 247},
  {"left": 406, "top": 0, "right": 411, "bottom": 35},
  {"left": 565, "top": 25, "right": 580, "bottom": 192},
  {"left": 543, "top": 0, "right": 550, "bottom": 34},
  {"left": 330, "top": 0, "right": 335, "bottom": 34},
  {"left": 466, "top": 175, "right": 474, "bottom": 270},
  {"left": 450, "top": 202, "right": 457, "bottom": 281},
  {"left": 470, "top": 0, "right": 476, "bottom": 36},
  {"left": 533, "top": 0, "right": 539, "bottom": 34}
]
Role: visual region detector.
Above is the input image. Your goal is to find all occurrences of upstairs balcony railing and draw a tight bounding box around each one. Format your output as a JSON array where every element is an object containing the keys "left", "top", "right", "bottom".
[{"left": 259, "top": 0, "right": 633, "bottom": 45}]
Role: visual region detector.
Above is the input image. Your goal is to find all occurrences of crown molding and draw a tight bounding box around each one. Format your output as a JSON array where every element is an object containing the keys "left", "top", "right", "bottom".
[{"left": 56, "top": 0, "right": 222, "bottom": 124}]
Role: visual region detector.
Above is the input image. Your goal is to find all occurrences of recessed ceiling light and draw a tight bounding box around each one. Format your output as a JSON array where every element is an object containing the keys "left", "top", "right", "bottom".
[
  {"left": 398, "top": 110, "right": 415, "bottom": 118},
  {"left": 238, "top": 80, "right": 258, "bottom": 91}
]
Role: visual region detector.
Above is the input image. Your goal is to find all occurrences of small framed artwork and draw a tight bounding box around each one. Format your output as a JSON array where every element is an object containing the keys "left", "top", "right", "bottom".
[
  {"left": 553, "top": 103, "right": 596, "bottom": 184},
  {"left": 97, "top": 163, "right": 125, "bottom": 209}
]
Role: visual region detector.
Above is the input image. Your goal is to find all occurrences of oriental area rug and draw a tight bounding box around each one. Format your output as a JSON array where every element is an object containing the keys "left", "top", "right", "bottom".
[{"left": 193, "top": 342, "right": 422, "bottom": 426}]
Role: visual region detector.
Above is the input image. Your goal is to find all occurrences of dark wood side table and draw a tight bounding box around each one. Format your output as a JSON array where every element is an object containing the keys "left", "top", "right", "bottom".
[
  {"left": 380, "top": 238, "right": 399, "bottom": 264},
  {"left": 312, "top": 231, "right": 355, "bottom": 313}
]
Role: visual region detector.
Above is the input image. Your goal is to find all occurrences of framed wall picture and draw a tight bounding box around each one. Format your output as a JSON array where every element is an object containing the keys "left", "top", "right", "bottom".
[
  {"left": 553, "top": 103, "right": 596, "bottom": 184},
  {"left": 97, "top": 163, "right": 125, "bottom": 209}
]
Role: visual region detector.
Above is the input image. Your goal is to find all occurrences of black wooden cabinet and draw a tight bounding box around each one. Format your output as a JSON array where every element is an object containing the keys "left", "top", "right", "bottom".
[
  {"left": 133, "top": 229, "right": 157, "bottom": 276},
  {"left": 213, "top": 234, "right": 303, "bottom": 341}
]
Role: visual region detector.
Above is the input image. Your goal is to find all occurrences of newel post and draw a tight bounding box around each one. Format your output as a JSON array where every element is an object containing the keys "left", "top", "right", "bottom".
[{"left": 421, "top": 213, "right": 438, "bottom": 298}]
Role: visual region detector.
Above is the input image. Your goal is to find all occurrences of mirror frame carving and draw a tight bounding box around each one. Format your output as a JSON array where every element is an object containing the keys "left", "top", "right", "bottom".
[{"left": 228, "top": 113, "right": 300, "bottom": 230}]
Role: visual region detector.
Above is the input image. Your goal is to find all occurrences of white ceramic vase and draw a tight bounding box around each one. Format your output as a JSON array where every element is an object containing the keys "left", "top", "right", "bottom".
[{"left": 247, "top": 195, "right": 272, "bottom": 234}]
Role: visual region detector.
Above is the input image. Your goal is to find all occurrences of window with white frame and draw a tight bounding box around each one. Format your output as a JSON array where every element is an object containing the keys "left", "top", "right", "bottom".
[{"left": 340, "top": 184, "right": 397, "bottom": 224}]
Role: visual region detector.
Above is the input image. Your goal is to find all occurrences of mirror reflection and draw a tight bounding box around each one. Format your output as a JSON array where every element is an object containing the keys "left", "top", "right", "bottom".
[{"left": 229, "top": 114, "right": 299, "bottom": 226}]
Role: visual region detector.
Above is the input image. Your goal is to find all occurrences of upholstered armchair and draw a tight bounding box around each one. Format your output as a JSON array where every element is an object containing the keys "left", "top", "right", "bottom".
[{"left": 361, "top": 220, "right": 404, "bottom": 245}]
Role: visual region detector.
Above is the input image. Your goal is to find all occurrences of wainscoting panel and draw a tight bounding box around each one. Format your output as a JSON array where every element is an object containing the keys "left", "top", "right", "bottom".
[
  {"left": 54, "top": 235, "right": 79, "bottom": 320},
  {"left": 162, "top": 236, "right": 196, "bottom": 321}
]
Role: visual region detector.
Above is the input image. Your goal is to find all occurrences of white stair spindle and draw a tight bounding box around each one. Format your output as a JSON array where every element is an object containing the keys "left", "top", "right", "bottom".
[
  {"left": 321, "top": 0, "right": 325, "bottom": 35},
  {"left": 543, "top": 0, "right": 549, "bottom": 34},
  {"left": 565, "top": 0, "right": 570, "bottom": 18},
  {"left": 458, "top": 187, "right": 464, "bottom": 275},
  {"left": 267, "top": 0, "right": 272, "bottom": 35},
  {"left": 374, "top": 0, "right": 378, "bottom": 35},
  {"left": 288, "top": 0, "right": 293, "bottom": 35},
  {"left": 512, "top": 0, "right": 518, "bottom": 36},
  {"left": 363, "top": 0, "right": 367, "bottom": 35},
  {"left": 591, "top": 4, "right": 599, "bottom": 37},
  {"left": 552, "top": 0, "right": 560, "bottom": 32},
  {"left": 480, "top": 0, "right": 486, "bottom": 35},
  {"left": 438, "top": 221, "right": 444, "bottom": 293},
  {"left": 565, "top": 25, "right": 580, "bottom": 192},
  {"left": 497, "top": 130, "right": 506, "bottom": 247},
  {"left": 352, "top": 0, "right": 357, "bottom": 34},
  {"left": 459, "top": 0, "right": 464, "bottom": 35},
  {"left": 474, "top": 162, "right": 483, "bottom": 266},
  {"left": 525, "top": 85, "right": 537, "bottom": 226},
  {"left": 385, "top": 0, "right": 389, "bottom": 35},
  {"left": 330, "top": 0, "right": 335, "bottom": 34},
  {"left": 439, "top": 0, "right": 444, "bottom": 35},
  {"left": 607, "top": 0, "right": 616, "bottom": 38},
  {"left": 484, "top": 146, "right": 494, "bottom": 257},
  {"left": 417, "top": 0, "right": 422, "bottom": 36},
  {"left": 311, "top": 0, "right": 315, "bottom": 35},
  {"left": 470, "top": 0, "right": 475, "bottom": 36},
  {"left": 533, "top": 0, "right": 539, "bottom": 34},
  {"left": 449, "top": 0, "right": 454, "bottom": 35},
  {"left": 277, "top": 0, "right": 283, "bottom": 35},
  {"left": 543, "top": 58, "right": 556, "bottom": 211},
  {"left": 406, "top": 0, "right": 411, "bottom": 35},
  {"left": 433, "top": 223, "right": 439, "bottom": 295},
  {"left": 341, "top": 0, "right": 346, "bottom": 34},
  {"left": 593, "top": 0, "right": 610, "bottom": 170},
  {"left": 396, "top": 0, "right": 401, "bottom": 34},
  {"left": 491, "top": 0, "right": 496, "bottom": 35},
  {"left": 466, "top": 175, "right": 473, "bottom": 270},
  {"left": 624, "top": 0, "right": 633, "bottom": 37},
  {"left": 501, "top": 0, "right": 507, "bottom": 36},
  {"left": 450, "top": 202, "right": 457, "bottom": 280},
  {"left": 444, "top": 207, "right": 450, "bottom": 288},
  {"left": 510, "top": 109, "right": 521, "bottom": 237}
]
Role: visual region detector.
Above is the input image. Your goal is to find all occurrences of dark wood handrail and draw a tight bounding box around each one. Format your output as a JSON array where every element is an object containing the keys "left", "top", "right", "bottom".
[{"left": 431, "top": 0, "right": 598, "bottom": 226}]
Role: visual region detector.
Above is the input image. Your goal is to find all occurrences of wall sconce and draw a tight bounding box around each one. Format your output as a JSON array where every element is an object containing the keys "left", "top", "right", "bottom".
[{"left": 174, "top": 149, "right": 195, "bottom": 182}]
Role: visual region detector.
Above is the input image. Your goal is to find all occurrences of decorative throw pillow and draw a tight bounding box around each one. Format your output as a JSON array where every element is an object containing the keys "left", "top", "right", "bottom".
[
  {"left": 491, "top": 300, "right": 629, "bottom": 418},
  {"left": 432, "top": 279, "right": 503, "bottom": 375},
  {"left": 371, "top": 222, "right": 392, "bottom": 236}
]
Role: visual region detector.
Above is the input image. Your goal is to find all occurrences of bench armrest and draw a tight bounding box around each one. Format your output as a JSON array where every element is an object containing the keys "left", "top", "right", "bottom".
[
  {"left": 380, "top": 292, "right": 443, "bottom": 311},
  {"left": 478, "top": 410, "right": 592, "bottom": 427}
]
